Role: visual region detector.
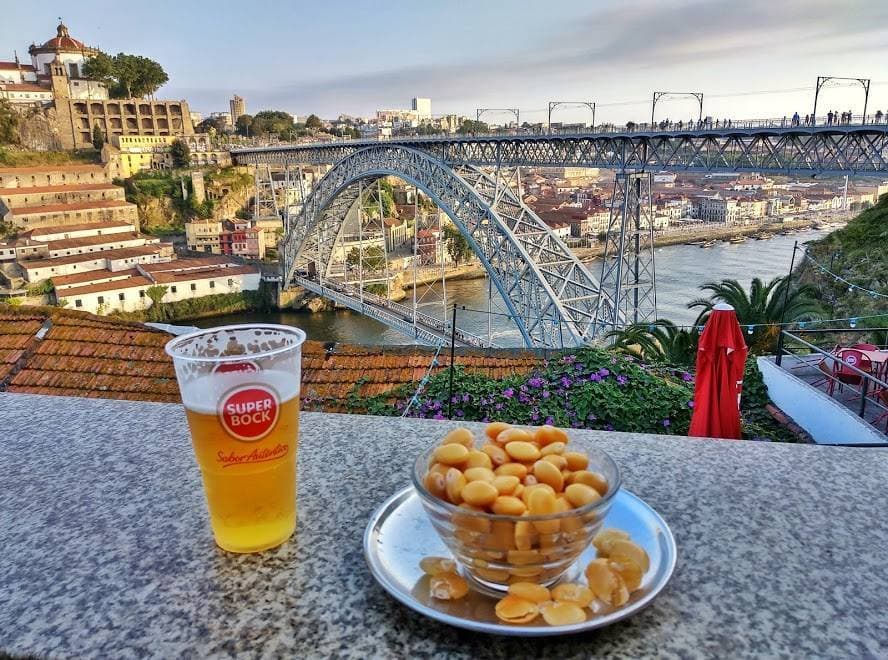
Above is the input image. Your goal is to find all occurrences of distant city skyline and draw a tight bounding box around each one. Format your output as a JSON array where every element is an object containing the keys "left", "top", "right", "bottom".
[{"left": 3, "top": 0, "right": 887, "bottom": 123}]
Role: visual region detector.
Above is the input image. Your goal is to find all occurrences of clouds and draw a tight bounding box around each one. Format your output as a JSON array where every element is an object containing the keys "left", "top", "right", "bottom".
[{"left": 175, "top": 0, "right": 888, "bottom": 117}]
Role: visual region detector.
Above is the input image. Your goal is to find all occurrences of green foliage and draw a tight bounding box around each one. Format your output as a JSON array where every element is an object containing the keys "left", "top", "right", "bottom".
[
  {"left": 606, "top": 320, "right": 700, "bottom": 366},
  {"left": 196, "top": 117, "right": 227, "bottom": 134},
  {"left": 443, "top": 224, "right": 473, "bottom": 264},
  {"left": 83, "top": 52, "right": 169, "bottom": 98},
  {"left": 364, "top": 283, "right": 388, "bottom": 297},
  {"left": 235, "top": 113, "right": 253, "bottom": 136},
  {"left": 249, "top": 111, "right": 295, "bottom": 138},
  {"left": 114, "top": 290, "right": 269, "bottom": 323},
  {"left": 416, "top": 123, "right": 444, "bottom": 136},
  {"left": 327, "top": 125, "right": 361, "bottom": 139},
  {"left": 27, "top": 279, "right": 54, "bottom": 296},
  {"left": 361, "top": 184, "right": 396, "bottom": 218},
  {"left": 0, "top": 99, "right": 20, "bottom": 145},
  {"left": 0, "top": 147, "right": 100, "bottom": 167},
  {"left": 170, "top": 139, "right": 190, "bottom": 168},
  {"left": 688, "top": 277, "right": 822, "bottom": 353},
  {"left": 457, "top": 119, "right": 489, "bottom": 135},
  {"left": 740, "top": 359, "right": 796, "bottom": 442},
  {"left": 304, "top": 114, "right": 323, "bottom": 130},
  {"left": 145, "top": 285, "right": 169, "bottom": 322},
  {"left": 346, "top": 245, "right": 387, "bottom": 271},
  {"left": 91, "top": 124, "right": 105, "bottom": 150}
]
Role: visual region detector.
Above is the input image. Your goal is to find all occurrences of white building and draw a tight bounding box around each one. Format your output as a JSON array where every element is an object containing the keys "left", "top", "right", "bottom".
[
  {"left": 21, "top": 243, "right": 173, "bottom": 282},
  {"left": 699, "top": 194, "right": 739, "bottom": 224},
  {"left": 412, "top": 97, "right": 432, "bottom": 119}
]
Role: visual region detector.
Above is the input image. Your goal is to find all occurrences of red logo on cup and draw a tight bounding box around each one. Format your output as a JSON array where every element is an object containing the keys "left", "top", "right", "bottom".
[
  {"left": 219, "top": 385, "right": 280, "bottom": 442},
  {"left": 213, "top": 360, "right": 260, "bottom": 374}
]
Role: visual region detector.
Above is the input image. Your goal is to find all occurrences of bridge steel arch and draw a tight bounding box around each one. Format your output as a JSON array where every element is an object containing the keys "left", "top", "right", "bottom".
[{"left": 279, "top": 145, "right": 616, "bottom": 348}]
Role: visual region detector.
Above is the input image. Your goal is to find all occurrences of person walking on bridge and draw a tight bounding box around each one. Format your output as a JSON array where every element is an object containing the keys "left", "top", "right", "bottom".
[
  {"left": 792, "top": 112, "right": 800, "bottom": 127},
  {"left": 876, "top": 110, "right": 884, "bottom": 124},
  {"left": 827, "top": 110, "right": 834, "bottom": 125}
]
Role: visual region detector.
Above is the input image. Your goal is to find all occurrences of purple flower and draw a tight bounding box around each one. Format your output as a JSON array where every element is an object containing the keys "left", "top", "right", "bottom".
[
  {"left": 611, "top": 357, "right": 618, "bottom": 364},
  {"left": 528, "top": 376, "right": 545, "bottom": 388},
  {"left": 590, "top": 373, "right": 602, "bottom": 382},
  {"left": 531, "top": 411, "right": 540, "bottom": 421},
  {"left": 681, "top": 372, "right": 694, "bottom": 382},
  {"left": 495, "top": 403, "right": 503, "bottom": 410},
  {"left": 520, "top": 384, "right": 528, "bottom": 392},
  {"left": 455, "top": 410, "right": 464, "bottom": 417},
  {"left": 481, "top": 417, "right": 489, "bottom": 423},
  {"left": 451, "top": 396, "right": 460, "bottom": 404},
  {"left": 616, "top": 375, "right": 629, "bottom": 386},
  {"left": 560, "top": 376, "right": 572, "bottom": 388},
  {"left": 662, "top": 419, "right": 671, "bottom": 428},
  {"left": 542, "top": 390, "right": 551, "bottom": 399},
  {"left": 502, "top": 388, "right": 515, "bottom": 399},
  {"left": 462, "top": 393, "right": 470, "bottom": 403},
  {"left": 562, "top": 355, "right": 576, "bottom": 365},
  {"left": 545, "top": 416, "right": 555, "bottom": 426},
  {"left": 433, "top": 412, "right": 444, "bottom": 420},
  {"left": 575, "top": 363, "right": 585, "bottom": 372},
  {"left": 605, "top": 424, "right": 614, "bottom": 431},
  {"left": 687, "top": 400, "right": 695, "bottom": 408},
  {"left": 587, "top": 413, "right": 597, "bottom": 421},
  {"left": 598, "top": 368, "right": 610, "bottom": 377}
]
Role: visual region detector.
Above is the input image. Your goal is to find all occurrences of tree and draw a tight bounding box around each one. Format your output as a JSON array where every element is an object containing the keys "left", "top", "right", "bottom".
[
  {"left": 196, "top": 117, "right": 227, "bottom": 134},
  {"left": 606, "top": 320, "right": 700, "bottom": 366},
  {"left": 170, "top": 139, "right": 191, "bottom": 168},
  {"left": 83, "top": 52, "right": 169, "bottom": 98},
  {"left": 0, "top": 99, "right": 19, "bottom": 145},
  {"left": 443, "top": 224, "right": 473, "bottom": 264},
  {"left": 346, "top": 245, "right": 386, "bottom": 271},
  {"left": 91, "top": 124, "right": 105, "bottom": 150},
  {"left": 457, "top": 119, "right": 489, "bottom": 135},
  {"left": 145, "top": 285, "right": 169, "bottom": 321},
  {"left": 250, "top": 110, "right": 295, "bottom": 138},
  {"left": 235, "top": 113, "right": 253, "bottom": 136},
  {"left": 688, "top": 277, "right": 823, "bottom": 353},
  {"left": 304, "top": 114, "right": 323, "bottom": 130}
]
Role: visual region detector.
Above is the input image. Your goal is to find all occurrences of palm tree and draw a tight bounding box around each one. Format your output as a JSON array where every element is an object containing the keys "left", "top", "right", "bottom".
[
  {"left": 145, "top": 285, "right": 169, "bottom": 322},
  {"left": 606, "top": 320, "right": 700, "bottom": 366},
  {"left": 688, "top": 277, "right": 822, "bottom": 353}
]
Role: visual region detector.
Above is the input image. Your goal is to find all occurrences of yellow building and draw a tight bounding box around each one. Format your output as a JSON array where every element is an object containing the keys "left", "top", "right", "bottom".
[{"left": 103, "top": 135, "right": 232, "bottom": 179}]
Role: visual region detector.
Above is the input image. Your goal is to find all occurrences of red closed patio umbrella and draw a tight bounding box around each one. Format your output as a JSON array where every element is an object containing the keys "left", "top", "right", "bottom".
[{"left": 688, "top": 303, "right": 749, "bottom": 439}]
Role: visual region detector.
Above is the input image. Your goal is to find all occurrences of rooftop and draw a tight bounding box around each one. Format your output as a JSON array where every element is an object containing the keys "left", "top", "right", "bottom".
[
  {"left": 0, "top": 61, "right": 36, "bottom": 71},
  {"left": 0, "top": 83, "right": 49, "bottom": 93},
  {"left": 58, "top": 275, "right": 153, "bottom": 298},
  {"left": 44, "top": 232, "right": 151, "bottom": 251},
  {"left": 0, "top": 164, "right": 105, "bottom": 175},
  {"left": 1, "top": 183, "right": 121, "bottom": 196},
  {"left": 11, "top": 199, "right": 133, "bottom": 215},
  {"left": 52, "top": 268, "right": 141, "bottom": 287},
  {"left": 27, "top": 221, "right": 134, "bottom": 237},
  {"left": 22, "top": 244, "right": 168, "bottom": 270},
  {"left": 147, "top": 264, "right": 259, "bottom": 285}
]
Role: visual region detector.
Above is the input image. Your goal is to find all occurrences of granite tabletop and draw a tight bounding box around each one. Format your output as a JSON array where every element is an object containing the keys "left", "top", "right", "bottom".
[{"left": 1, "top": 392, "right": 886, "bottom": 659}]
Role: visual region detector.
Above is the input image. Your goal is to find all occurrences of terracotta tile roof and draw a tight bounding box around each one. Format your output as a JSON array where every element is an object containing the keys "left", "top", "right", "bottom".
[
  {"left": 52, "top": 268, "right": 141, "bottom": 287},
  {"left": 0, "top": 164, "right": 105, "bottom": 174},
  {"left": 0, "top": 62, "right": 36, "bottom": 71},
  {"left": 59, "top": 275, "right": 152, "bottom": 297},
  {"left": 22, "top": 244, "right": 169, "bottom": 270},
  {"left": 27, "top": 221, "right": 134, "bottom": 237},
  {"left": 0, "top": 305, "right": 542, "bottom": 409},
  {"left": 1, "top": 183, "right": 121, "bottom": 196},
  {"left": 139, "top": 256, "right": 233, "bottom": 273},
  {"left": 0, "top": 83, "right": 50, "bottom": 93},
  {"left": 148, "top": 264, "right": 259, "bottom": 285},
  {"left": 44, "top": 232, "right": 151, "bottom": 251},
  {"left": 11, "top": 199, "right": 134, "bottom": 215}
]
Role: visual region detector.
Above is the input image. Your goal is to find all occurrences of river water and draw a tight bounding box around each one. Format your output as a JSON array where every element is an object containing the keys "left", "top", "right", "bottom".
[{"left": 193, "top": 228, "right": 830, "bottom": 346}]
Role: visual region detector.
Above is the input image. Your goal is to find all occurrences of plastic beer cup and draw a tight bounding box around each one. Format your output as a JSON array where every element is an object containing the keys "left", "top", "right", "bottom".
[{"left": 165, "top": 324, "right": 306, "bottom": 553}]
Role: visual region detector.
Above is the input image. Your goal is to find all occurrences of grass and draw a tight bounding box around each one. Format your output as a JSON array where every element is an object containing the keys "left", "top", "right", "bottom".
[{"left": 0, "top": 147, "right": 101, "bottom": 167}]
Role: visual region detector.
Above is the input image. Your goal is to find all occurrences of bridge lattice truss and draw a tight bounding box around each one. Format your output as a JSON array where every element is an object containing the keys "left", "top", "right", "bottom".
[
  {"left": 237, "top": 125, "right": 888, "bottom": 176},
  {"left": 279, "top": 145, "right": 614, "bottom": 347}
]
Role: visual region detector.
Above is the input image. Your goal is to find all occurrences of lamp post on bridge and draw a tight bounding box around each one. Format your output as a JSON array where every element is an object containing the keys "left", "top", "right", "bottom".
[
  {"left": 651, "top": 91, "right": 704, "bottom": 128},
  {"left": 812, "top": 76, "right": 871, "bottom": 126},
  {"left": 476, "top": 108, "right": 520, "bottom": 133},
  {"left": 547, "top": 101, "right": 595, "bottom": 134}
]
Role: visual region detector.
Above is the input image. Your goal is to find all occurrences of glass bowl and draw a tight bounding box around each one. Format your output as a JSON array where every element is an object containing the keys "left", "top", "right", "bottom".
[{"left": 412, "top": 436, "right": 622, "bottom": 594}]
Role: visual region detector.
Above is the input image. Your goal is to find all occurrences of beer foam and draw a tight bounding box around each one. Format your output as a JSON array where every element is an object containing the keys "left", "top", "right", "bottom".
[{"left": 181, "top": 370, "right": 301, "bottom": 415}]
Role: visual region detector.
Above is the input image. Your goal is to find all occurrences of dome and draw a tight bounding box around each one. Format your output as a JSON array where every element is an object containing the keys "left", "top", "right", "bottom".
[{"left": 37, "top": 21, "right": 88, "bottom": 51}]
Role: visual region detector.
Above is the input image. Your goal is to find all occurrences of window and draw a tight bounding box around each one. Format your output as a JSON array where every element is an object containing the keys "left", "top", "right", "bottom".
[
  {"left": 97, "top": 296, "right": 104, "bottom": 304},
  {"left": 190, "top": 283, "right": 196, "bottom": 291},
  {"left": 75, "top": 300, "right": 82, "bottom": 308},
  {"left": 209, "top": 281, "right": 215, "bottom": 289},
  {"left": 119, "top": 293, "right": 125, "bottom": 301},
  {"left": 139, "top": 290, "right": 145, "bottom": 298},
  {"left": 228, "top": 278, "right": 234, "bottom": 287},
  {"left": 171, "top": 286, "right": 177, "bottom": 293}
]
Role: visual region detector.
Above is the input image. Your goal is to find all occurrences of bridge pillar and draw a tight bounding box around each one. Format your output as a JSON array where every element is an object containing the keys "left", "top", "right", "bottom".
[{"left": 598, "top": 171, "right": 657, "bottom": 332}]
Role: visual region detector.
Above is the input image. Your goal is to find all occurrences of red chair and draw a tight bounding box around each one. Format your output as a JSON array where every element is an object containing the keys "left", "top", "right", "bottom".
[
  {"left": 829, "top": 349, "right": 873, "bottom": 395},
  {"left": 851, "top": 343, "right": 878, "bottom": 351}
]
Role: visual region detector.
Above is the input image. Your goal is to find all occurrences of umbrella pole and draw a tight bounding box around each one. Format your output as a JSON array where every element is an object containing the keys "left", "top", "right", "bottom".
[{"left": 775, "top": 240, "right": 798, "bottom": 366}]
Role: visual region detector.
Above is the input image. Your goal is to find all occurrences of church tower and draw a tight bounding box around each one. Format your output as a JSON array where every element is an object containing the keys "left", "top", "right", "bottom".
[{"left": 49, "top": 55, "right": 70, "bottom": 100}]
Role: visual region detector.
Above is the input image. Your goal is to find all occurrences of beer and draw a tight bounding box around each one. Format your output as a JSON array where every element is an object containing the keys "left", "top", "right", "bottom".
[{"left": 166, "top": 325, "right": 306, "bottom": 553}]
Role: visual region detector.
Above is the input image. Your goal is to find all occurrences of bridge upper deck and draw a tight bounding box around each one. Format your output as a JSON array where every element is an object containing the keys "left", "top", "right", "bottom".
[{"left": 233, "top": 122, "right": 888, "bottom": 176}]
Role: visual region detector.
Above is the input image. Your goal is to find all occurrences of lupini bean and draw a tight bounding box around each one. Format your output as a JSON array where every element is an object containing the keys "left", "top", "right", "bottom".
[
  {"left": 464, "top": 450, "right": 493, "bottom": 469},
  {"left": 496, "top": 427, "right": 534, "bottom": 446},
  {"left": 533, "top": 425, "right": 569, "bottom": 447},
  {"left": 609, "top": 555, "right": 643, "bottom": 591},
  {"left": 423, "top": 471, "right": 446, "bottom": 499},
  {"left": 608, "top": 539, "right": 650, "bottom": 572},
  {"left": 454, "top": 503, "right": 491, "bottom": 533},
  {"left": 463, "top": 466, "right": 496, "bottom": 483},
  {"left": 585, "top": 558, "right": 629, "bottom": 606},
  {"left": 429, "top": 572, "right": 469, "bottom": 600},
  {"left": 551, "top": 583, "right": 594, "bottom": 607},
  {"left": 485, "top": 421, "right": 512, "bottom": 441},
  {"left": 540, "top": 441, "right": 566, "bottom": 456},
  {"left": 541, "top": 601, "right": 586, "bottom": 626},
  {"left": 442, "top": 427, "right": 475, "bottom": 448},
  {"left": 564, "top": 483, "right": 601, "bottom": 508},
  {"left": 480, "top": 443, "right": 508, "bottom": 466},
  {"left": 569, "top": 470, "right": 608, "bottom": 495},
  {"left": 563, "top": 451, "right": 589, "bottom": 471},
  {"left": 445, "top": 467, "right": 466, "bottom": 504},
  {"left": 494, "top": 595, "right": 539, "bottom": 624},
  {"left": 592, "top": 528, "right": 630, "bottom": 555},
  {"left": 508, "top": 582, "right": 551, "bottom": 603},
  {"left": 533, "top": 460, "right": 564, "bottom": 491},
  {"left": 505, "top": 440, "right": 541, "bottom": 462},
  {"left": 495, "top": 462, "right": 528, "bottom": 479},
  {"left": 461, "top": 480, "right": 499, "bottom": 507},
  {"left": 514, "top": 519, "right": 536, "bottom": 551},
  {"left": 419, "top": 556, "right": 457, "bottom": 576},
  {"left": 492, "top": 475, "right": 520, "bottom": 495},
  {"left": 491, "top": 496, "right": 526, "bottom": 516},
  {"left": 542, "top": 454, "right": 568, "bottom": 470},
  {"left": 528, "top": 487, "right": 559, "bottom": 534},
  {"left": 434, "top": 443, "right": 470, "bottom": 465}
]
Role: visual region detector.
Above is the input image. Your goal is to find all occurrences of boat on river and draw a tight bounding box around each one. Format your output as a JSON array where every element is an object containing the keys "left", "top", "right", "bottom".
[{"left": 700, "top": 240, "right": 717, "bottom": 248}]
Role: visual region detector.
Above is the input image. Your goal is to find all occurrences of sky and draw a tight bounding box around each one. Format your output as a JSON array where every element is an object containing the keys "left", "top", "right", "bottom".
[{"left": 3, "top": 0, "right": 888, "bottom": 124}]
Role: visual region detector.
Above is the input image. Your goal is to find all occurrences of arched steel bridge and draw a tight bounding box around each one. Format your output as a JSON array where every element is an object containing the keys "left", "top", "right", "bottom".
[{"left": 233, "top": 123, "right": 888, "bottom": 348}]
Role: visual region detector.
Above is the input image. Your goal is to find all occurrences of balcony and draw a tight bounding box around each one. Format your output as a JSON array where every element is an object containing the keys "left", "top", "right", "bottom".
[{"left": 1, "top": 392, "right": 886, "bottom": 656}]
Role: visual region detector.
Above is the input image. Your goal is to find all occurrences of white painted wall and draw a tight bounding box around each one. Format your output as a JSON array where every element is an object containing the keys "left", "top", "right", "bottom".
[{"left": 757, "top": 357, "right": 885, "bottom": 445}]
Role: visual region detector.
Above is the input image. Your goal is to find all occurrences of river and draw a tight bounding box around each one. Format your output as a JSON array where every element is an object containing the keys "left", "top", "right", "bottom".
[{"left": 192, "top": 228, "right": 830, "bottom": 346}]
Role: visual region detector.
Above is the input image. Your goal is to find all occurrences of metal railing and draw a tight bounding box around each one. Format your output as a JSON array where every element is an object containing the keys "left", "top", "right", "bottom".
[{"left": 776, "top": 329, "right": 888, "bottom": 424}]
